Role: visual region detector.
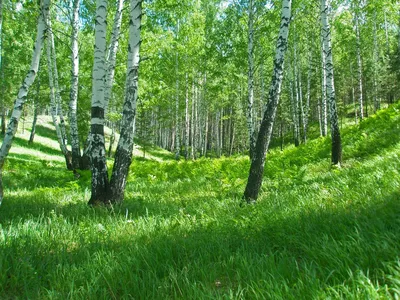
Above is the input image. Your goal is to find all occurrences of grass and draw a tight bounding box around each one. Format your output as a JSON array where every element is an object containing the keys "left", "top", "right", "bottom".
[{"left": 0, "top": 104, "right": 400, "bottom": 299}]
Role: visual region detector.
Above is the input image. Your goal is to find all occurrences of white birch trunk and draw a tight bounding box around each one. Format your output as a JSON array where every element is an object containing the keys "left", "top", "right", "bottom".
[
  {"left": 304, "top": 37, "right": 312, "bottom": 143},
  {"left": 289, "top": 77, "right": 300, "bottom": 146},
  {"left": 69, "top": 0, "right": 81, "bottom": 169},
  {"left": 46, "top": 38, "right": 72, "bottom": 168},
  {"left": 88, "top": 0, "right": 109, "bottom": 205},
  {"left": 293, "top": 37, "right": 301, "bottom": 146},
  {"left": 184, "top": 73, "right": 189, "bottom": 159},
  {"left": 321, "top": 32, "right": 328, "bottom": 136},
  {"left": 321, "top": 0, "right": 342, "bottom": 165},
  {"left": 48, "top": 19, "right": 69, "bottom": 147},
  {"left": 244, "top": 0, "right": 292, "bottom": 202},
  {"left": 175, "top": 52, "right": 180, "bottom": 160},
  {"left": 247, "top": 0, "right": 256, "bottom": 158},
  {"left": 0, "top": 0, "right": 50, "bottom": 204},
  {"left": 104, "top": 0, "right": 124, "bottom": 108},
  {"left": 373, "top": 15, "right": 379, "bottom": 112},
  {"left": 191, "top": 77, "right": 195, "bottom": 160},
  {"left": 109, "top": 0, "right": 142, "bottom": 203},
  {"left": 355, "top": 13, "right": 364, "bottom": 120}
]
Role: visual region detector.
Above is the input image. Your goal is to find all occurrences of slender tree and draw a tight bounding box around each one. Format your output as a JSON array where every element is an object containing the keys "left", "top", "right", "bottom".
[
  {"left": 354, "top": 10, "right": 364, "bottom": 120},
  {"left": 321, "top": 0, "right": 342, "bottom": 165},
  {"left": 69, "top": 0, "right": 81, "bottom": 169},
  {"left": 46, "top": 19, "right": 72, "bottom": 169},
  {"left": 0, "top": 0, "right": 50, "bottom": 204},
  {"left": 243, "top": 0, "right": 292, "bottom": 202},
  {"left": 247, "top": 0, "right": 256, "bottom": 158},
  {"left": 108, "top": 0, "right": 142, "bottom": 204}
]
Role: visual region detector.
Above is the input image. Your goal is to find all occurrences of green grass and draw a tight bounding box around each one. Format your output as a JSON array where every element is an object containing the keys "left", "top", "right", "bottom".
[{"left": 0, "top": 104, "right": 400, "bottom": 299}]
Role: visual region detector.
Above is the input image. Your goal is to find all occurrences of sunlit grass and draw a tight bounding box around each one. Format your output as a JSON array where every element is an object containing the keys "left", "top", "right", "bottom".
[{"left": 0, "top": 103, "right": 399, "bottom": 298}]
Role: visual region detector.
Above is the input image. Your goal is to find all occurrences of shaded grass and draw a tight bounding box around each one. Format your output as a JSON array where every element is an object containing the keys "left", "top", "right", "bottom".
[{"left": 0, "top": 104, "right": 399, "bottom": 298}]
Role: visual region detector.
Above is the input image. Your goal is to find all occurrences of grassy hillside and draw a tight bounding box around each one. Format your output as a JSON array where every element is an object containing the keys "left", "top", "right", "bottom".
[{"left": 0, "top": 103, "right": 399, "bottom": 299}]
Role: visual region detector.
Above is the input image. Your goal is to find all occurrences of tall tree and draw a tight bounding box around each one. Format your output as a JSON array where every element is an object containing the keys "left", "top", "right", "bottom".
[
  {"left": 0, "top": 0, "right": 50, "bottom": 204},
  {"left": 354, "top": 7, "right": 364, "bottom": 120},
  {"left": 89, "top": 0, "right": 109, "bottom": 204},
  {"left": 108, "top": 0, "right": 142, "bottom": 204},
  {"left": 321, "top": 0, "right": 342, "bottom": 165},
  {"left": 243, "top": 0, "right": 292, "bottom": 203},
  {"left": 69, "top": 0, "right": 81, "bottom": 169},
  {"left": 247, "top": 0, "right": 256, "bottom": 158}
]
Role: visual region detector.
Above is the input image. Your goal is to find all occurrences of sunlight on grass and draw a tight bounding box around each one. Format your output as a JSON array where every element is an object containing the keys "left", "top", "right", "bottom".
[{"left": 0, "top": 104, "right": 399, "bottom": 298}]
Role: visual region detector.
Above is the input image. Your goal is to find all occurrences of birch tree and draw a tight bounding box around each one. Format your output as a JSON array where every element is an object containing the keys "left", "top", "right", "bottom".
[
  {"left": 243, "top": 0, "right": 292, "bottom": 202},
  {"left": 69, "top": 0, "right": 81, "bottom": 169},
  {"left": 89, "top": 0, "right": 109, "bottom": 204},
  {"left": 46, "top": 18, "right": 72, "bottom": 168},
  {"left": 108, "top": 0, "right": 142, "bottom": 204},
  {"left": 46, "top": 35, "right": 72, "bottom": 169},
  {"left": 0, "top": 0, "right": 50, "bottom": 204},
  {"left": 247, "top": 0, "right": 256, "bottom": 158},
  {"left": 354, "top": 9, "right": 364, "bottom": 120},
  {"left": 321, "top": 0, "right": 342, "bottom": 165}
]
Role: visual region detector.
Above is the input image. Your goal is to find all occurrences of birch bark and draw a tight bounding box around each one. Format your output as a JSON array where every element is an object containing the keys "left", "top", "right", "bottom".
[
  {"left": 104, "top": 0, "right": 124, "bottom": 108},
  {"left": 46, "top": 36, "right": 72, "bottom": 169},
  {"left": 355, "top": 12, "right": 364, "bottom": 120},
  {"left": 175, "top": 52, "right": 180, "bottom": 160},
  {"left": 321, "top": 33, "right": 328, "bottom": 136},
  {"left": 185, "top": 74, "right": 189, "bottom": 159},
  {"left": 243, "top": 0, "right": 292, "bottom": 202},
  {"left": 0, "top": 0, "right": 50, "bottom": 204},
  {"left": 69, "top": 0, "right": 81, "bottom": 169},
  {"left": 247, "top": 0, "right": 256, "bottom": 158},
  {"left": 88, "top": 0, "right": 109, "bottom": 205},
  {"left": 108, "top": 0, "right": 142, "bottom": 203},
  {"left": 304, "top": 37, "right": 312, "bottom": 143},
  {"left": 321, "top": 0, "right": 342, "bottom": 165}
]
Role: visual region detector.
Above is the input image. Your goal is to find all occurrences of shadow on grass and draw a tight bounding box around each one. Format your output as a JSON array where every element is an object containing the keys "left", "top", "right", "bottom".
[
  {"left": 11, "top": 136, "right": 62, "bottom": 157},
  {"left": 34, "top": 124, "right": 58, "bottom": 140},
  {"left": 1, "top": 191, "right": 399, "bottom": 298}
]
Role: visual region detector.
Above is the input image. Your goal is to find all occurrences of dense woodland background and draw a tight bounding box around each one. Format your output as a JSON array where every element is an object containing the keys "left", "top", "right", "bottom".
[
  {"left": 0, "top": 0, "right": 399, "bottom": 159},
  {"left": 0, "top": 0, "right": 400, "bottom": 298}
]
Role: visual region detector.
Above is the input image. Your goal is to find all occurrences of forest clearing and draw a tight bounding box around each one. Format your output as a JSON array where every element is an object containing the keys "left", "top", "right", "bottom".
[{"left": 1, "top": 0, "right": 400, "bottom": 298}]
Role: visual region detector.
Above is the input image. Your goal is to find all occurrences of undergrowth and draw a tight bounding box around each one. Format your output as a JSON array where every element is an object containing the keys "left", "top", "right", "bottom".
[{"left": 0, "top": 103, "right": 399, "bottom": 299}]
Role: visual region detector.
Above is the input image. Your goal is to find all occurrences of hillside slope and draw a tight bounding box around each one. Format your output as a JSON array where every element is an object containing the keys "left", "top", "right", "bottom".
[{"left": 0, "top": 103, "right": 399, "bottom": 298}]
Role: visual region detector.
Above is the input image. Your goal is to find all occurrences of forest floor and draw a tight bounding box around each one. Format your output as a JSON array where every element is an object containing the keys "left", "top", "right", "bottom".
[{"left": 0, "top": 103, "right": 400, "bottom": 299}]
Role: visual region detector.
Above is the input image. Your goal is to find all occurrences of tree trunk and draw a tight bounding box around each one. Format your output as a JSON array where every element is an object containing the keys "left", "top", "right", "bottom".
[
  {"left": 184, "top": 73, "right": 189, "bottom": 159},
  {"left": 243, "top": 0, "right": 292, "bottom": 202},
  {"left": 69, "top": 0, "right": 81, "bottom": 169},
  {"left": 46, "top": 33, "right": 72, "bottom": 170},
  {"left": 321, "top": 0, "right": 342, "bottom": 165},
  {"left": 289, "top": 78, "right": 300, "bottom": 146},
  {"left": 48, "top": 21, "right": 68, "bottom": 146},
  {"left": 191, "top": 77, "right": 195, "bottom": 160},
  {"left": 29, "top": 77, "right": 40, "bottom": 144},
  {"left": 355, "top": 13, "right": 364, "bottom": 120},
  {"left": 88, "top": 0, "right": 109, "bottom": 205},
  {"left": 104, "top": 0, "right": 124, "bottom": 108},
  {"left": 320, "top": 32, "right": 328, "bottom": 136},
  {"left": 304, "top": 36, "right": 312, "bottom": 143},
  {"left": 175, "top": 52, "right": 180, "bottom": 160},
  {"left": 373, "top": 15, "right": 380, "bottom": 112},
  {"left": 247, "top": 0, "right": 256, "bottom": 159},
  {"left": 108, "top": 122, "right": 115, "bottom": 158},
  {"left": 108, "top": 0, "right": 142, "bottom": 204},
  {"left": 0, "top": 0, "right": 50, "bottom": 205}
]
